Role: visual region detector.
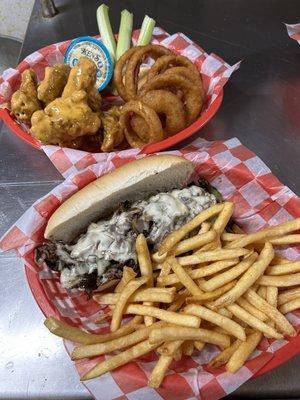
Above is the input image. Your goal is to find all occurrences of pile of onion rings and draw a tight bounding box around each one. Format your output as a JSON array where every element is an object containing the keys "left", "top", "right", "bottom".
[{"left": 114, "top": 44, "right": 205, "bottom": 148}]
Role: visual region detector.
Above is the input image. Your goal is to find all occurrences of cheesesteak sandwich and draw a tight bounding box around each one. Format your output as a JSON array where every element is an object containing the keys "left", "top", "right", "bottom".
[{"left": 35, "top": 155, "right": 219, "bottom": 291}]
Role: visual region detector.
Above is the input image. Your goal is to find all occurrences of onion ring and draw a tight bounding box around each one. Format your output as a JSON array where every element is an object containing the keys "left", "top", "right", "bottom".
[
  {"left": 138, "top": 72, "right": 203, "bottom": 124},
  {"left": 124, "top": 44, "right": 171, "bottom": 100},
  {"left": 131, "top": 90, "right": 186, "bottom": 137},
  {"left": 120, "top": 100, "right": 164, "bottom": 148},
  {"left": 163, "top": 66, "right": 205, "bottom": 101},
  {"left": 114, "top": 47, "right": 140, "bottom": 101},
  {"left": 145, "top": 54, "right": 200, "bottom": 83}
]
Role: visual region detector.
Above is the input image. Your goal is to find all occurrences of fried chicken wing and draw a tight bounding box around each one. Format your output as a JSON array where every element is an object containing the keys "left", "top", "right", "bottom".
[
  {"left": 37, "top": 64, "right": 70, "bottom": 105},
  {"left": 62, "top": 57, "right": 102, "bottom": 112},
  {"left": 11, "top": 69, "right": 41, "bottom": 123},
  {"left": 101, "top": 106, "right": 124, "bottom": 152},
  {"left": 30, "top": 90, "right": 101, "bottom": 145}
]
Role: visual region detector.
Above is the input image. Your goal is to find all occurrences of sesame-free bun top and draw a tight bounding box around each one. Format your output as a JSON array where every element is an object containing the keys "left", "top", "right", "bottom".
[{"left": 45, "top": 155, "right": 195, "bottom": 243}]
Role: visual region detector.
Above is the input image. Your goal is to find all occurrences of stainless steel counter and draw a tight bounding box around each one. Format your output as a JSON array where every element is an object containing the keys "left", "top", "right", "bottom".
[{"left": 1, "top": 0, "right": 300, "bottom": 398}]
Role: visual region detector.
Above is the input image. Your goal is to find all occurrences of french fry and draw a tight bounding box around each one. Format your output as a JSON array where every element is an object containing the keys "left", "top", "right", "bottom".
[
  {"left": 124, "top": 304, "right": 200, "bottom": 327},
  {"left": 226, "top": 218, "right": 300, "bottom": 249},
  {"left": 226, "top": 304, "right": 282, "bottom": 339},
  {"left": 182, "top": 340, "right": 195, "bottom": 356},
  {"left": 160, "top": 261, "right": 172, "bottom": 276},
  {"left": 94, "top": 287, "right": 176, "bottom": 304},
  {"left": 197, "top": 259, "right": 239, "bottom": 276},
  {"left": 244, "top": 289, "right": 295, "bottom": 336},
  {"left": 278, "top": 287, "right": 300, "bottom": 306},
  {"left": 209, "top": 339, "right": 241, "bottom": 368},
  {"left": 232, "top": 223, "right": 244, "bottom": 234},
  {"left": 173, "top": 346, "right": 183, "bottom": 361},
  {"left": 173, "top": 230, "right": 217, "bottom": 255},
  {"left": 159, "top": 259, "right": 238, "bottom": 286},
  {"left": 224, "top": 234, "right": 300, "bottom": 246},
  {"left": 167, "top": 293, "right": 188, "bottom": 312},
  {"left": 44, "top": 316, "right": 141, "bottom": 345},
  {"left": 149, "top": 340, "right": 182, "bottom": 388},
  {"left": 213, "top": 325, "right": 232, "bottom": 335},
  {"left": 72, "top": 322, "right": 163, "bottom": 360},
  {"left": 271, "top": 255, "right": 291, "bottom": 265},
  {"left": 194, "top": 341, "right": 205, "bottom": 351},
  {"left": 258, "top": 272, "right": 300, "bottom": 287},
  {"left": 226, "top": 331, "right": 262, "bottom": 373},
  {"left": 213, "top": 202, "right": 234, "bottom": 234},
  {"left": 111, "top": 276, "right": 149, "bottom": 331},
  {"left": 279, "top": 298, "right": 300, "bottom": 314},
  {"left": 201, "top": 253, "right": 257, "bottom": 292},
  {"left": 265, "top": 234, "right": 300, "bottom": 245},
  {"left": 236, "top": 298, "right": 268, "bottom": 321},
  {"left": 93, "top": 279, "right": 120, "bottom": 293},
  {"left": 156, "top": 261, "right": 172, "bottom": 287},
  {"left": 209, "top": 306, "right": 232, "bottom": 318},
  {"left": 136, "top": 234, "right": 154, "bottom": 325},
  {"left": 221, "top": 232, "right": 244, "bottom": 242},
  {"left": 267, "top": 261, "right": 300, "bottom": 276},
  {"left": 152, "top": 252, "right": 168, "bottom": 264},
  {"left": 114, "top": 266, "right": 136, "bottom": 293},
  {"left": 257, "top": 286, "right": 267, "bottom": 299},
  {"left": 212, "top": 243, "right": 274, "bottom": 309},
  {"left": 198, "top": 222, "right": 211, "bottom": 234},
  {"left": 186, "top": 281, "right": 236, "bottom": 303},
  {"left": 157, "top": 338, "right": 185, "bottom": 357},
  {"left": 266, "top": 287, "right": 278, "bottom": 307},
  {"left": 184, "top": 304, "right": 246, "bottom": 341},
  {"left": 81, "top": 339, "right": 161, "bottom": 381},
  {"left": 265, "top": 286, "right": 278, "bottom": 328},
  {"left": 158, "top": 203, "right": 225, "bottom": 255},
  {"left": 177, "top": 248, "right": 249, "bottom": 266},
  {"left": 194, "top": 238, "right": 221, "bottom": 253},
  {"left": 136, "top": 234, "right": 153, "bottom": 285},
  {"left": 149, "top": 326, "right": 230, "bottom": 349},
  {"left": 168, "top": 257, "right": 203, "bottom": 295}
]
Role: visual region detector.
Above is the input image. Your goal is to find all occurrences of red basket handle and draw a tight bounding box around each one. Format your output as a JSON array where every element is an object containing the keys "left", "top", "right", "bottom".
[{"left": 0, "top": 108, "right": 41, "bottom": 149}]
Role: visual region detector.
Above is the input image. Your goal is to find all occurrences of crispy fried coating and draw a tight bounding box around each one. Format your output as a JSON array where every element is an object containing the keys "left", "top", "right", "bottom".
[
  {"left": 11, "top": 69, "right": 41, "bottom": 123},
  {"left": 37, "top": 64, "right": 70, "bottom": 105},
  {"left": 101, "top": 106, "right": 124, "bottom": 152},
  {"left": 132, "top": 90, "right": 186, "bottom": 137},
  {"left": 30, "top": 90, "right": 101, "bottom": 145},
  {"left": 120, "top": 100, "right": 164, "bottom": 148},
  {"left": 58, "top": 134, "right": 103, "bottom": 151},
  {"left": 88, "top": 87, "right": 102, "bottom": 113},
  {"left": 62, "top": 57, "right": 102, "bottom": 112},
  {"left": 139, "top": 72, "right": 202, "bottom": 124}
]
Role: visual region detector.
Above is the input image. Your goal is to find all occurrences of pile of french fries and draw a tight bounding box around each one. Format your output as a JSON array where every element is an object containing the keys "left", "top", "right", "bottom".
[{"left": 44, "top": 201, "right": 300, "bottom": 388}]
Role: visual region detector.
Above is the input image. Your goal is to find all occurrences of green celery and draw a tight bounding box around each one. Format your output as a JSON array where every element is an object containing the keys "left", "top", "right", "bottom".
[
  {"left": 137, "top": 15, "right": 156, "bottom": 46},
  {"left": 116, "top": 9, "right": 133, "bottom": 60},
  {"left": 97, "top": 4, "right": 117, "bottom": 61}
]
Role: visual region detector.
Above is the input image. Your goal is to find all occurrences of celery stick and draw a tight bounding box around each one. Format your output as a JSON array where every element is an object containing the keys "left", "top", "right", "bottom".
[
  {"left": 97, "top": 4, "right": 117, "bottom": 61},
  {"left": 137, "top": 15, "right": 156, "bottom": 46},
  {"left": 116, "top": 9, "right": 133, "bottom": 60}
]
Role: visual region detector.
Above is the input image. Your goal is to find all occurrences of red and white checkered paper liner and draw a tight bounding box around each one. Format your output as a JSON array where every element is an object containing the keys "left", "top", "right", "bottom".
[
  {"left": 0, "top": 28, "right": 240, "bottom": 178},
  {"left": 286, "top": 23, "right": 300, "bottom": 44},
  {"left": 1, "top": 137, "right": 300, "bottom": 400}
]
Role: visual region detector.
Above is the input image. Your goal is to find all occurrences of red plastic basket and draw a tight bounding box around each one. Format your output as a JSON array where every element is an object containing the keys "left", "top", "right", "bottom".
[
  {"left": 0, "top": 91, "right": 223, "bottom": 153},
  {"left": 24, "top": 252, "right": 300, "bottom": 381}
]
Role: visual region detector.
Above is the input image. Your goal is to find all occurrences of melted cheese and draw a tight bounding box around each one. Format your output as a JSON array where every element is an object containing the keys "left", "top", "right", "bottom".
[{"left": 56, "top": 185, "right": 216, "bottom": 288}]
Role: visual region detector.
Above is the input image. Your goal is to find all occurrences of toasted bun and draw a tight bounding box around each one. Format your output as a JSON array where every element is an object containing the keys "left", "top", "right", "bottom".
[{"left": 45, "top": 155, "right": 195, "bottom": 243}]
